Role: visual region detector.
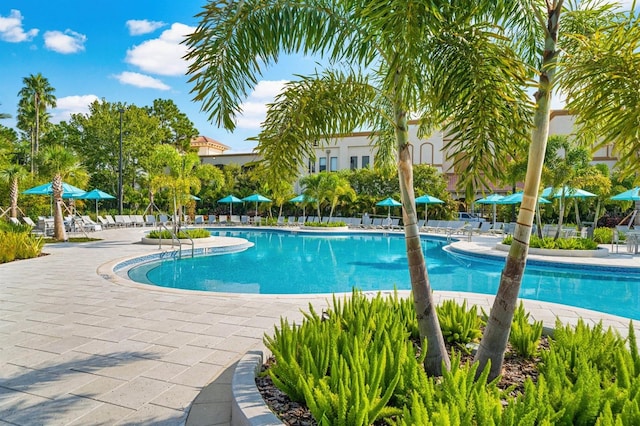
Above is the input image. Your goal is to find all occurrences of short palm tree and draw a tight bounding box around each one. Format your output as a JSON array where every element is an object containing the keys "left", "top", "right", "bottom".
[
  {"left": 38, "top": 145, "right": 86, "bottom": 241},
  {"left": 0, "top": 163, "right": 28, "bottom": 218}
]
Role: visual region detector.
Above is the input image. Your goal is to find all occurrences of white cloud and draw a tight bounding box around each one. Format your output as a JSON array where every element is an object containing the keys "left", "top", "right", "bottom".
[
  {"left": 125, "top": 22, "right": 195, "bottom": 76},
  {"left": 43, "top": 29, "right": 86, "bottom": 54},
  {"left": 0, "top": 9, "right": 38, "bottom": 42},
  {"left": 51, "top": 94, "right": 99, "bottom": 123},
  {"left": 235, "top": 80, "right": 289, "bottom": 129},
  {"left": 114, "top": 71, "right": 170, "bottom": 90},
  {"left": 126, "top": 19, "right": 166, "bottom": 36}
]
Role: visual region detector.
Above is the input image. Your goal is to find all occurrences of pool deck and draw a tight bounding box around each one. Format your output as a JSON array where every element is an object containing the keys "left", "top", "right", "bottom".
[{"left": 1, "top": 226, "right": 639, "bottom": 425}]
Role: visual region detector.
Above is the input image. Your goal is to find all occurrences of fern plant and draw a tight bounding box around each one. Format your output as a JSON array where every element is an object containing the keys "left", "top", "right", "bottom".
[
  {"left": 509, "top": 302, "right": 543, "bottom": 358},
  {"left": 436, "top": 299, "right": 483, "bottom": 349}
]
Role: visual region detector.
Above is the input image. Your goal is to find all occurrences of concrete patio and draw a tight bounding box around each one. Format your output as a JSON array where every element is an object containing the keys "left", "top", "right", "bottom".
[{"left": 0, "top": 227, "right": 638, "bottom": 425}]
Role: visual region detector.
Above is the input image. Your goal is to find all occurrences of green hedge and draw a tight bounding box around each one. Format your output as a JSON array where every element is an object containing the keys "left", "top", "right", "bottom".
[
  {"left": 502, "top": 234, "right": 599, "bottom": 250},
  {"left": 147, "top": 228, "right": 211, "bottom": 239}
]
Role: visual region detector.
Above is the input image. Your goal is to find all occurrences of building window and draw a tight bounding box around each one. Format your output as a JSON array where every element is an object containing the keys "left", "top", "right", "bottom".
[
  {"left": 319, "top": 157, "right": 327, "bottom": 172},
  {"left": 362, "top": 155, "right": 370, "bottom": 168},
  {"left": 350, "top": 156, "right": 358, "bottom": 170},
  {"left": 330, "top": 157, "right": 338, "bottom": 172},
  {"left": 308, "top": 159, "right": 315, "bottom": 173}
]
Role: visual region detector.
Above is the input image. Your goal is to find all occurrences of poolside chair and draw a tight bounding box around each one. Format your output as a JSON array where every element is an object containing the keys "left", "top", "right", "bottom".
[
  {"left": 104, "top": 215, "right": 121, "bottom": 227},
  {"left": 297, "top": 216, "right": 306, "bottom": 225},
  {"left": 9, "top": 217, "right": 20, "bottom": 226},
  {"left": 81, "top": 215, "right": 102, "bottom": 231},
  {"left": 229, "top": 215, "right": 241, "bottom": 224},
  {"left": 194, "top": 215, "right": 204, "bottom": 225},
  {"left": 97, "top": 215, "right": 110, "bottom": 228},
  {"left": 145, "top": 215, "right": 157, "bottom": 227},
  {"left": 130, "top": 215, "right": 145, "bottom": 227},
  {"left": 207, "top": 215, "right": 218, "bottom": 225}
]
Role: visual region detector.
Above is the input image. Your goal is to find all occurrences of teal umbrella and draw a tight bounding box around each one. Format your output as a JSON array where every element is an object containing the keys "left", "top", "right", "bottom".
[
  {"left": 242, "top": 193, "right": 272, "bottom": 215},
  {"left": 217, "top": 195, "right": 243, "bottom": 215},
  {"left": 23, "top": 182, "right": 86, "bottom": 198},
  {"left": 289, "top": 194, "right": 316, "bottom": 218},
  {"left": 415, "top": 194, "right": 444, "bottom": 221},
  {"left": 541, "top": 186, "right": 596, "bottom": 199},
  {"left": 611, "top": 187, "right": 640, "bottom": 201},
  {"left": 376, "top": 197, "right": 402, "bottom": 219},
  {"left": 23, "top": 181, "right": 87, "bottom": 216},
  {"left": 73, "top": 188, "right": 115, "bottom": 217},
  {"left": 497, "top": 191, "right": 550, "bottom": 205},
  {"left": 476, "top": 194, "right": 505, "bottom": 224}
]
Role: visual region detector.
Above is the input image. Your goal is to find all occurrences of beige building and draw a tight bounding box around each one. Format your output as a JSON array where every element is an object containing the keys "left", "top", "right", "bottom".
[{"left": 196, "top": 110, "right": 618, "bottom": 196}]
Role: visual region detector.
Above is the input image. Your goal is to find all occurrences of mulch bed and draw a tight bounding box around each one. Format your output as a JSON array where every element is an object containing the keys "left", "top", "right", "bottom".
[{"left": 256, "top": 337, "right": 549, "bottom": 425}]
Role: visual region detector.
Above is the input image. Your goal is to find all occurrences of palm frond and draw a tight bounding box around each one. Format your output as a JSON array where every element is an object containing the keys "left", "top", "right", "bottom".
[{"left": 255, "top": 70, "right": 380, "bottom": 182}]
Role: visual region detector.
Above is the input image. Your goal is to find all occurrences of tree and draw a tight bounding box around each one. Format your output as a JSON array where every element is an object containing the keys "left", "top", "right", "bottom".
[
  {"left": 18, "top": 73, "right": 57, "bottom": 173},
  {"left": 0, "top": 163, "right": 28, "bottom": 218},
  {"left": 37, "top": 145, "right": 87, "bottom": 241},
  {"left": 300, "top": 173, "right": 331, "bottom": 219},
  {"left": 475, "top": 1, "right": 621, "bottom": 379},
  {"left": 146, "top": 99, "right": 199, "bottom": 152},
  {"left": 560, "top": 8, "right": 640, "bottom": 180},
  {"left": 186, "top": 0, "right": 532, "bottom": 375},
  {"left": 148, "top": 145, "right": 202, "bottom": 229},
  {"left": 66, "top": 100, "right": 163, "bottom": 205}
]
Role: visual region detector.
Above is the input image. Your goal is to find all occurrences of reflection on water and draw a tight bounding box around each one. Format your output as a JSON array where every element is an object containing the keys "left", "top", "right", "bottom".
[{"left": 128, "top": 230, "right": 640, "bottom": 320}]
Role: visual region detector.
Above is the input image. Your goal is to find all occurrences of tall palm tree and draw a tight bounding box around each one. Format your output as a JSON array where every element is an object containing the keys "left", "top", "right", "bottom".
[
  {"left": 0, "top": 163, "right": 28, "bottom": 218},
  {"left": 186, "top": 0, "right": 532, "bottom": 375},
  {"left": 474, "top": 0, "right": 622, "bottom": 380},
  {"left": 38, "top": 145, "right": 86, "bottom": 241},
  {"left": 18, "top": 73, "right": 56, "bottom": 173}
]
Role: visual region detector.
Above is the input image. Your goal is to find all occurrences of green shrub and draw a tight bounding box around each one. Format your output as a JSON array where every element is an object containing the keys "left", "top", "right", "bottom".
[
  {"left": 0, "top": 225, "right": 44, "bottom": 263},
  {"left": 436, "top": 299, "right": 483, "bottom": 349},
  {"left": 502, "top": 234, "right": 599, "bottom": 250},
  {"left": 147, "top": 228, "right": 210, "bottom": 239},
  {"left": 593, "top": 227, "right": 616, "bottom": 244},
  {"left": 265, "top": 295, "right": 640, "bottom": 425},
  {"left": 509, "top": 302, "right": 543, "bottom": 358},
  {"left": 303, "top": 221, "right": 347, "bottom": 227}
]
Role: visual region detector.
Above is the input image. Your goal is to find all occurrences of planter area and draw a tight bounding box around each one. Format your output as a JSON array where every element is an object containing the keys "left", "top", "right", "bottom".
[{"left": 495, "top": 243, "right": 609, "bottom": 258}]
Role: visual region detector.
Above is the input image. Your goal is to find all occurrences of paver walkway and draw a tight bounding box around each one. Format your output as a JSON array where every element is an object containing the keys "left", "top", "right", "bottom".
[{"left": 1, "top": 227, "right": 637, "bottom": 425}]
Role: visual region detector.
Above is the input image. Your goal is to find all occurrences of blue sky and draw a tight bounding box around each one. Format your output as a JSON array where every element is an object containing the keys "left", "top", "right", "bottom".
[
  {"left": 0, "top": 1, "right": 321, "bottom": 152},
  {"left": 0, "top": 1, "right": 635, "bottom": 153}
]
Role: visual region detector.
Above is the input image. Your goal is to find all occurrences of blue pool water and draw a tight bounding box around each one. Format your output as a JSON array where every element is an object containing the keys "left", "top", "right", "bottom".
[{"left": 128, "top": 230, "right": 640, "bottom": 320}]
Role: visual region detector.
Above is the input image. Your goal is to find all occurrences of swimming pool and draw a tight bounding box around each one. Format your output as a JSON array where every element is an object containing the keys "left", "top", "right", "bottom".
[{"left": 127, "top": 229, "right": 640, "bottom": 320}]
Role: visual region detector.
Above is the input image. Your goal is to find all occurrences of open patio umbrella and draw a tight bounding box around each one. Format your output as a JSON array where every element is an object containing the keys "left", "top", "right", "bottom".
[
  {"left": 415, "top": 194, "right": 444, "bottom": 221},
  {"left": 72, "top": 188, "right": 115, "bottom": 217},
  {"left": 476, "top": 194, "right": 505, "bottom": 224},
  {"left": 242, "top": 193, "right": 271, "bottom": 216},
  {"left": 541, "top": 186, "right": 596, "bottom": 199},
  {"left": 376, "top": 197, "right": 402, "bottom": 219},
  {"left": 497, "top": 191, "right": 551, "bottom": 205},
  {"left": 23, "top": 182, "right": 86, "bottom": 198},
  {"left": 289, "top": 194, "right": 316, "bottom": 218},
  {"left": 217, "top": 194, "right": 243, "bottom": 216},
  {"left": 23, "top": 181, "right": 87, "bottom": 216},
  {"left": 611, "top": 187, "right": 640, "bottom": 201}
]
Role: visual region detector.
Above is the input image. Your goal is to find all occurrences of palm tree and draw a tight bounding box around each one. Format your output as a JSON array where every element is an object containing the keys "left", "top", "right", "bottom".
[
  {"left": 18, "top": 73, "right": 57, "bottom": 173},
  {"left": 186, "top": 0, "right": 532, "bottom": 375},
  {"left": 0, "top": 163, "right": 28, "bottom": 218},
  {"left": 300, "top": 173, "right": 331, "bottom": 220},
  {"left": 559, "top": 7, "right": 640, "bottom": 179},
  {"left": 474, "top": 1, "right": 622, "bottom": 380},
  {"left": 325, "top": 173, "right": 356, "bottom": 219},
  {"left": 38, "top": 145, "right": 86, "bottom": 241},
  {"left": 149, "top": 145, "right": 202, "bottom": 230}
]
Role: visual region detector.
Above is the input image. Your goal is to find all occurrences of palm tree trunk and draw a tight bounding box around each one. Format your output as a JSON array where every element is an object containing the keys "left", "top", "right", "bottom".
[
  {"left": 395, "top": 103, "right": 450, "bottom": 376},
  {"left": 10, "top": 177, "right": 18, "bottom": 218},
  {"left": 554, "top": 196, "right": 566, "bottom": 239},
  {"left": 52, "top": 174, "right": 67, "bottom": 241},
  {"left": 475, "top": 3, "right": 562, "bottom": 381}
]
